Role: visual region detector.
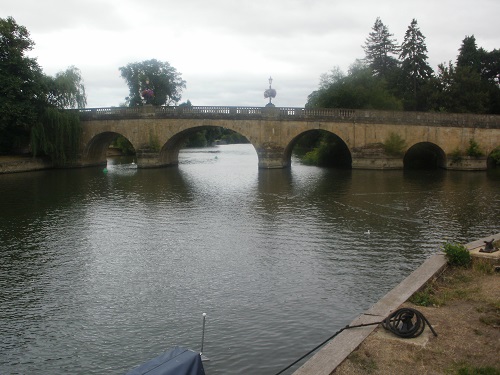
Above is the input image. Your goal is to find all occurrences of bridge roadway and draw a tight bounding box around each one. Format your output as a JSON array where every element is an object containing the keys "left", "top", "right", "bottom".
[{"left": 78, "top": 105, "right": 500, "bottom": 170}]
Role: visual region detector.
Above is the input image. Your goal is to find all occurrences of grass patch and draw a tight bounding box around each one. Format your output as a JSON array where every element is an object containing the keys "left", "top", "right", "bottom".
[
  {"left": 410, "top": 283, "right": 441, "bottom": 307},
  {"left": 477, "top": 302, "right": 500, "bottom": 328},
  {"left": 473, "top": 260, "right": 495, "bottom": 274},
  {"left": 455, "top": 364, "right": 500, "bottom": 375},
  {"left": 411, "top": 265, "right": 496, "bottom": 308},
  {"left": 348, "top": 351, "right": 378, "bottom": 373}
]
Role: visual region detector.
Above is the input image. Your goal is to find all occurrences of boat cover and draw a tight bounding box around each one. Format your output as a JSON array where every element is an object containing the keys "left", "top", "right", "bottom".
[{"left": 126, "top": 346, "right": 206, "bottom": 375}]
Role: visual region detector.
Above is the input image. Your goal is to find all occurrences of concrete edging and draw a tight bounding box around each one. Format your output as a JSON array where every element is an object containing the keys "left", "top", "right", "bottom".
[{"left": 292, "top": 233, "right": 500, "bottom": 375}]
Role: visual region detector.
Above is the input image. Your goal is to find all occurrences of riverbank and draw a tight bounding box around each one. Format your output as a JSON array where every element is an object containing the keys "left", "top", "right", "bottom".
[
  {"left": 293, "top": 234, "right": 500, "bottom": 375},
  {"left": 0, "top": 155, "right": 52, "bottom": 174}
]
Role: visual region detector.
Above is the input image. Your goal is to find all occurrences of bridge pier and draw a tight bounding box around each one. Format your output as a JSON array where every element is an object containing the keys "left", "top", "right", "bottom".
[
  {"left": 79, "top": 106, "right": 500, "bottom": 172},
  {"left": 446, "top": 156, "right": 488, "bottom": 171},
  {"left": 136, "top": 150, "right": 169, "bottom": 168},
  {"left": 352, "top": 156, "right": 404, "bottom": 169},
  {"left": 256, "top": 144, "right": 288, "bottom": 169}
]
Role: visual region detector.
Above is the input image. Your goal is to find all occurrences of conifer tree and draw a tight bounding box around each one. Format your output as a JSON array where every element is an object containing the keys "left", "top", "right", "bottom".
[
  {"left": 399, "top": 19, "right": 433, "bottom": 110},
  {"left": 363, "top": 17, "right": 399, "bottom": 79}
]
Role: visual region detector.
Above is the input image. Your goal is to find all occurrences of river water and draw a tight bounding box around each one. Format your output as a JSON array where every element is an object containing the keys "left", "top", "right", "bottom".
[{"left": 1, "top": 144, "right": 499, "bottom": 375}]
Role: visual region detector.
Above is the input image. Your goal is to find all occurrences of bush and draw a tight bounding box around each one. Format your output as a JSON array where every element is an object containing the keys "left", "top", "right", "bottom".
[
  {"left": 443, "top": 243, "right": 472, "bottom": 268},
  {"left": 450, "top": 148, "right": 463, "bottom": 163},
  {"left": 466, "top": 139, "right": 483, "bottom": 157},
  {"left": 383, "top": 132, "right": 406, "bottom": 156},
  {"left": 489, "top": 147, "right": 500, "bottom": 166}
]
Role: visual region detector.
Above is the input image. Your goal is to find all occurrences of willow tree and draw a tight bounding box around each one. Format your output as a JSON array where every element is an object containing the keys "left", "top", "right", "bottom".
[
  {"left": 1, "top": 17, "right": 86, "bottom": 160},
  {"left": 45, "top": 66, "right": 87, "bottom": 109},
  {"left": 30, "top": 107, "right": 82, "bottom": 164},
  {"left": 30, "top": 67, "right": 86, "bottom": 163},
  {"left": 119, "top": 59, "right": 186, "bottom": 106}
]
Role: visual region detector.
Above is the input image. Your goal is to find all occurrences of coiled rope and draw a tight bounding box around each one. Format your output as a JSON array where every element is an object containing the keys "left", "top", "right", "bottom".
[
  {"left": 273, "top": 307, "right": 437, "bottom": 375},
  {"left": 382, "top": 307, "right": 437, "bottom": 338}
]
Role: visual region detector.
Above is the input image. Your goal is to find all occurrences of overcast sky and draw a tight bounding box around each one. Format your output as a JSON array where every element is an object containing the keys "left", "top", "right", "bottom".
[{"left": 3, "top": 0, "right": 499, "bottom": 108}]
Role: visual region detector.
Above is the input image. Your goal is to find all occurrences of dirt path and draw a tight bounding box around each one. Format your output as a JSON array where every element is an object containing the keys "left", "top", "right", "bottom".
[{"left": 333, "top": 264, "right": 500, "bottom": 374}]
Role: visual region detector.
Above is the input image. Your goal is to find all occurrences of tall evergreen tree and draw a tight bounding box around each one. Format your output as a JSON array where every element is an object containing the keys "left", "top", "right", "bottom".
[
  {"left": 363, "top": 17, "right": 399, "bottom": 79},
  {"left": 399, "top": 19, "right": 434, "bottom": 110},
  {"left": 456, "top": 35, "right": 482, "bottom": 72}
]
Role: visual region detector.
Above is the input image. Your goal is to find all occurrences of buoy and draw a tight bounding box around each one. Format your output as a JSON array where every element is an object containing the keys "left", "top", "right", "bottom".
[{"left": 103, "top": 168, "right": 108, "bottom": 174}]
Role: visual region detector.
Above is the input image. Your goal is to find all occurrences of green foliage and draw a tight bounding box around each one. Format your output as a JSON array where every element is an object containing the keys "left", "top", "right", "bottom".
[
  {"left": 443, "top": 243, "right": 472, "bottom": 268},
  {"left": 0, "top": 17, "right": 88, "bottom": 159},
  {"left": 473, "top": 259, "right": 495, "bottom": 275},
  {"left": 398, "top": 19, "right": 434, "bottom": 111},
  {"left": 409, "top": 284, "right": 440, "bottom": 307},
  {"left": 112, "top": 136, "right": 135, "bottom": 155},
  {"left": 220, "top": 131, "right": 248, "bottom": 144},
  {"left": 383, "top": 132, "right": 406, "bottom": 156},
  {"left": 183, "top": 127, "right": 248, "bottom": 148},
  {"left": 294, "top": 130, "right": 351, "bottom": 167},
  {"left": 347, "top": 352, "right": 378, "bottom": 373},
  {"left": 30, "top": 107, "right": 81, "bottom": 164},
  {"left": 456, "top": 365, "right": 500, "bottom": 375},
  {"left": 119, "top": 59, "right": 186, "bottom": 107},
  {"left": 489, "top": 147, "right": 500, "bottom": 166},
  {"left": 0, "top": 16, "right": 45, "bottom": 153},
  {"left": 306, "top": 64, "right": 403, "bottom": 110},
  {"left": 466, "top": 139, "right": 483, "bottom": 157},
  {"left": 363, "top": 17, "right": 399, "bottom": 79},
  {"left": 309, "top": 19, "right": 500, "bottom": 115},
  {"left": 433, "top": 63, "right": 490, "bottom": 113},
  {"left": 45, "top": 66, "right": 87, "bottom": 109},
  {"left": 184, "top": 131, "right": 208, "bottom": 148},
  {"left": 450, "top": 148, "right": 463, "bottom": 163}
]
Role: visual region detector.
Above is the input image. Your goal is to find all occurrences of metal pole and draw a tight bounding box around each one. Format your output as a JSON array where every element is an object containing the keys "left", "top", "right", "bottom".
[{"left": 200, "top": 313, "right": 207, "bottom": 355}]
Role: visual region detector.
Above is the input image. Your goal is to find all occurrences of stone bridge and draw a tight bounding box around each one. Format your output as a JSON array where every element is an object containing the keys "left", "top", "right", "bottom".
[{"left": 78, "top": 106, "right": 500, "bottom": 170}]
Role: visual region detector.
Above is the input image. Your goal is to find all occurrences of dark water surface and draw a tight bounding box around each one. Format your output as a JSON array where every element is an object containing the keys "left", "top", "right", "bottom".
[{"left": 1, "top": 144, "right": 499, "bottom": 374}]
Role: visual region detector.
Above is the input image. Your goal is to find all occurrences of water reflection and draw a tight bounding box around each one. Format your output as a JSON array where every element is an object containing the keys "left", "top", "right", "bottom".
[{"left": 0, "top": 144, "right": 499, "bottom": 375}]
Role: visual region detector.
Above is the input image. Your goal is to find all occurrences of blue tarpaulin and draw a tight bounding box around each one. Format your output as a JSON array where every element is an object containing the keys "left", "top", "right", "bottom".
[{"left": 126, "top": 347, "right": 206, "bottom": 375}]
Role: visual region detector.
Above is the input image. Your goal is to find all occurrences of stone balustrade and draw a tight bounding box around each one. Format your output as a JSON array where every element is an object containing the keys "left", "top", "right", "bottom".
[{"left": 77, "top": 106, "right": 500, "bottom": 129}]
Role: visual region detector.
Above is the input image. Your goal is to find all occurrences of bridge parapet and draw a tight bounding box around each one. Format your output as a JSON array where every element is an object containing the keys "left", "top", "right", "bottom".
[{"left": 78, "top": 106, "right": 500, "bottom": 128}]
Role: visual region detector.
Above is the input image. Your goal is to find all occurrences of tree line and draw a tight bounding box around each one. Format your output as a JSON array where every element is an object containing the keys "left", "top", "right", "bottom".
[
  {"left": 306, "top": 18, "right": 500, "bottom": 114},
  {"left": 0, "top": 17, "right": 87, "bottom": 160},
  {"left": 2, "top": 16, "right": 498, "bottom": 163}
]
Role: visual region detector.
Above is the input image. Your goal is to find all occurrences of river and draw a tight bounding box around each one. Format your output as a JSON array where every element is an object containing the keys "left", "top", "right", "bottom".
[{"left": 1, "top": 144, "right": 499, "bottom": 375}]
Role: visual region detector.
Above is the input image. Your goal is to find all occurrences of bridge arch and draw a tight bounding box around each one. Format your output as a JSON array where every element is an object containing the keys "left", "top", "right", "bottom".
[
  {"left": 284, "top": 129, "right": 352, "bottom": 168},
  {"left": 78, "top": 106, "right": 500, "bottom": 170},
  {"left": 403, "top": 142, "right": 446, "bottom": 169},
  {"left": 83, "top": 131, "right": 136, "bottom": 166},
  {"left": 159, "top": 125, "right": 255, "bottom": 166}
]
